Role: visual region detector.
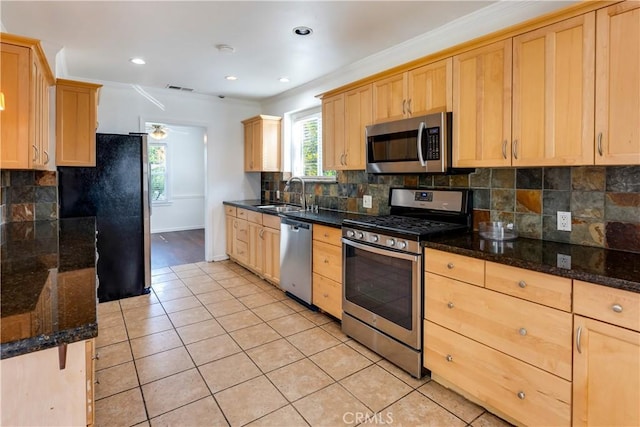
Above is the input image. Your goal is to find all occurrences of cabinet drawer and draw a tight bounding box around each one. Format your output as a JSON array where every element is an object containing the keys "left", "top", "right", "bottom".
[
  {"left": 313, "top": 273, "right": 342, "bottom": 319},
  {"left": 237, "top": 208, "right": 250, "bottom": 220},
  {"left": 313, "top": 224, "right": 342, "bottom": 246},
  {"left": 246, "top": 210, "right": 263, "bottom": 225},
  {"left": 574, "top": 280, "right": 640, "bottom": 332},
  {"left": 312, "top": 241, "right": 342, "bottom": 283},
  {"left": 485, "top": 261, "right": 572, "bottom": 311},
  {"left": 262, "top": 213, "right": 280, "bottom": 230},
  {"left": 425, "top": 272, "right": 572, "bottom": 379},
  {"left": 424, "top": 321, "right": 571, "bottom": 427},
  {"left": 424, "top": 248, "right": 484, "bottom": 287},
  {"left": 224, "top": 205, "right": 237, "bottom": 216}
]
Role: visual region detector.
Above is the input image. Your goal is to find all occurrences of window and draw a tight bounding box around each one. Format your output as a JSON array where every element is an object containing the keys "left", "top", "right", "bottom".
[
  {"left": 290, "top": 107, "right": 335, "bottom": 178},
  {"left": 149, "top": 142, "right": 169, "bottom": 202}
]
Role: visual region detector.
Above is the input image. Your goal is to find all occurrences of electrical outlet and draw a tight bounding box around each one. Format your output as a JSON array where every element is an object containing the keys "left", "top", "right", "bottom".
[
  {"left": 557, "top": 254, "right": 572, "bottom": 269},
  {"left": 557, "top": 211, "right": 572, "bottom": 231},
  {"left": 363, "top": 195, "right": 373, "bottom": 209}
]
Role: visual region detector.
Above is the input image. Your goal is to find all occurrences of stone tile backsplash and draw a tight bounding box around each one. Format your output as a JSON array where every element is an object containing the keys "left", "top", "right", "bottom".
[
  {"left": 0, "top": 170, "right": 58, "bottom": 225},
  {"left": 262, "top": 166, "right": 640, "bottom": 253}
]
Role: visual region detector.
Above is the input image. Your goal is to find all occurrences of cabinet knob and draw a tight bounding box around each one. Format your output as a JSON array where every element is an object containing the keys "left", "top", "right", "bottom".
[
  {"left": 518, "top": 280, "right": 527, "bottom": 288},
  {"left": 323, "top": 293, "right": 329, "bottom": 298},
  {"left": 324, "top": 233, "right": 329, "bottom": 238},
  {"left": 447, "top": 302, "right": 455, "bottom": 309},
  {"left": 519, "top": 328, "right": 527, "bottom": 336},
  {"left": 612, "top": 304, "right": 623, "bottom": 313},
  {"left": 93, "top": 353, "right": 100, "bottom": 360},
  {"left": 323, "top": 258, "right": 329, "bottom": 264},
  {"left": 517, "top": 391, "right": 526, "bottom": 400},
  {"left": 445, "top": 354, "right": 453, "bottom": 362},
  {"left": 447, "top": 262, "right": 454, "bottom": 269}
]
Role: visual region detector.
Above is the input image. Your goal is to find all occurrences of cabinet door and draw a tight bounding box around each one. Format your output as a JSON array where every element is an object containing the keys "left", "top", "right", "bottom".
[
  {"left": 595, "top": 2, "right": 640, "bottom": 165},
  {"left": 343, "top": 85, "right": 372, "bottom": 170},
  {"left": 248, "top": 222, "right": 264, "bottom": 274},
  {"left": 322, "top": 93, "right": 345, "bottom": 170},
  {"left": 262, "top": 226, "right": 280, "bottom": 285},
  {"left": 225, "top": 214, "right": 234, "bottom": 256},
  {"left": 243, "top": 119, "right": 261, "bottom": 172},
  {"left": 0, "top": 43, "right": 31, "bottom": 169},
  {"left": 573, "top": 315, "right": 640, "bottom": 427},
  {"left": 407, "top": 58, "right": 452, "bottom": 116},
  {"left": 372, "top": 72, "right": 406, "bottom": 123},
  {"left": 453, "top": 39, "right": 512, "bottom": 167},
  {"left": 56, "top": 81, "right": 100, "bottom": 167},
  {"left": 513, "top": 13, "right": 595, "bottom": 167},
  {"left": 260, "top": 117, "right": 281, "bottom": 172}
]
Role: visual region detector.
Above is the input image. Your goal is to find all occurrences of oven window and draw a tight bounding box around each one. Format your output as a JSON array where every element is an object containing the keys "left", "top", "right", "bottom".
[{"left": 344, "top": 245, "right": 413, "bottom": 330}]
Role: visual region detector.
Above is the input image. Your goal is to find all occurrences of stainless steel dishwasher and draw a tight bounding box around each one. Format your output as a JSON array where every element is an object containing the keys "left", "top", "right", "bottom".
[{"left": 280, "top": 217, "right": 313, "bottom": 305}]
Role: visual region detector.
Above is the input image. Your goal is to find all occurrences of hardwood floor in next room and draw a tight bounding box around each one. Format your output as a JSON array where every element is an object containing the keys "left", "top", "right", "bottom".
[{"left": 151, "top": 229, "right": 205, "bottom": 269}]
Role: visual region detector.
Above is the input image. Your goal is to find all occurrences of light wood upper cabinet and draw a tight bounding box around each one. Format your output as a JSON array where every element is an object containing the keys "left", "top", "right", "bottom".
[
  {"left": 512, "top": 13, "right": 595, "bottom": 167},
  {"left": 322, "top": 85, "right": 371, "bottom": 171},
  {"left": 595, "top": 1, "right": 640, "bottom": 165},
  {"left": 0, "top": 34, "right": 54, "bottom": 170},
  {"left": 572, "top": 315, "right": 640, "bottom": 427},
  {"left": 321, "top": 93, "right": 344, "bottom": 171},
  {"left": 372, "top": 58, "right": 452, "bottom": 124},
  {"left": 242, "top": 115, "right": 281, "bottom": 172},
  {"left": 452, "top": 39, "right": 513, "bottom": 168},
  {"left": 56, "top": 79, "right": 102, "bottom": 167}
]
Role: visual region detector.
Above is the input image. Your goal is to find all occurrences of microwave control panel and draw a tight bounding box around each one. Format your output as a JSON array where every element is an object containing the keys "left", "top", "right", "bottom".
[{"left": 425, "top": 127, "right": 440, "bottom": 160}]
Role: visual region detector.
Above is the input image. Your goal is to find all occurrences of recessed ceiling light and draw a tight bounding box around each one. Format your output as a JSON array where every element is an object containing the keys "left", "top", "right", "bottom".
[
  {"left": 130, "top": 57, "right": 146, "bottom": 65},
  {"left": 293, "top": 26, "right": 313, "bottom": 36},
  {"left": 225, "top": 75, "right": 238, "bottom": 81},
  {"left": 279, "top": 77, "right": 290, "bottom": 83}
]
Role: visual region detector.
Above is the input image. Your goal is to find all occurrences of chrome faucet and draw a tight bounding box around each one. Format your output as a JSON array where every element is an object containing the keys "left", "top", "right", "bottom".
[{"left": 284, "top": 176, "right": 306, "bottom": 210}]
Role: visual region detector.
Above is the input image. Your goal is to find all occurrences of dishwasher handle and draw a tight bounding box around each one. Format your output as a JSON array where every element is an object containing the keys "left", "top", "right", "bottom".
[{"left": 281, "top": 217, "right": 311, "bottom": 230}]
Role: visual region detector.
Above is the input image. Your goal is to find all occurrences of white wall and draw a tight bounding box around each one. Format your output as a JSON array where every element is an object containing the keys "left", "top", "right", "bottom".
[
  {"left": 96, "top": 82, "right": 261, "bottom": 261},
  {"left": 149, "top": 124, "right": 206, "bottom": 234}
]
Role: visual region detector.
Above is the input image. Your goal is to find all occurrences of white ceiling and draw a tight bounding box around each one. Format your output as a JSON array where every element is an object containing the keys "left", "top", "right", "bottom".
[{"left": 2, "top": 1, "right": 572, "bottom": 101}]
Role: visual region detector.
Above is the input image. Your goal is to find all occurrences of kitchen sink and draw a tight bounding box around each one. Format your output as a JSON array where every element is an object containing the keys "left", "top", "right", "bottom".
[{"left": 257, "top": 204, "right": 305, "bottom": 213}]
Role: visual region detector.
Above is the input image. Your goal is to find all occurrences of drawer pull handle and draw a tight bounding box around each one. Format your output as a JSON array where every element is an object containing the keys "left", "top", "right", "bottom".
[
  {"left": 519, "top": 328, "right": 527, "bottom": 336},
  {"left": 445, "top": 354, "right": 453, "bottom": 362},
  {"left": 576, "top": 326, "right": 582, "bottom": 354},
  {"left": 324, "top": 233, "right": 329, "bottom": 238},
  {"left": 518, "top": 280, "right": 527, "bottom": 288},
  {"left": 447, "top": 302, "right": 454, "bottom": 309},
  {"left": 323, "top": 293, "right": 329, "bottom": 298},
  {"left": 612, "top": 304, "right": 623, "bottom": 313},
  {"left": 324, "top": 258, "right": 329, "bottom": 264},
  {"left": 517, "top": 391, "right": 526, "bottom": 400},
  {"left": 93, "top": 353, "right": 100, "bottom": 360},
  {"left": 447, "top": 262, "right": 454, "bottom": 269}
]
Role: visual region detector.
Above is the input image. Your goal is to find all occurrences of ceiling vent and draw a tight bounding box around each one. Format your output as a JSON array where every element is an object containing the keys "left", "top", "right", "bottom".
[{"left": 166, "top": 84, "right": 194, "bottom": 92}]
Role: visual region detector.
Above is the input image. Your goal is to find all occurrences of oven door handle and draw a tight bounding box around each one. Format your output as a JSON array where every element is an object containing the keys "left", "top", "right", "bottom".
[
  {"left": 416, "top": 121, "right": 426, "bottom": 166},
  {"left": 342, "top": 238, "right": 420, "bottom": 262}
]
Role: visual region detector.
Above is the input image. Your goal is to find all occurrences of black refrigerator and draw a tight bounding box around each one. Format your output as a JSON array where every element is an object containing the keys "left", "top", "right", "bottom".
[{"left": 58, "top": 133, "right": 151, "bottom": 302}]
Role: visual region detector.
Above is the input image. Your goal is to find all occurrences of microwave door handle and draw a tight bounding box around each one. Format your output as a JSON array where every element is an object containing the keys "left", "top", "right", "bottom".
[{"left": 417, "top": 121, "right": 426, "bottom": 166}]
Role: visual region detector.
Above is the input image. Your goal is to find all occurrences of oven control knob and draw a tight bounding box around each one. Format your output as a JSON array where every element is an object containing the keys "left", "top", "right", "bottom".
[
  {"left": 387, "top": 238, "right": 396, "bottom": 246},
  {"left": 371, "top": 235, "right": 379, "bottom": 242},
  {"left": 397, "top": 241, "right": 407, "bottom": 249},
  {"left": 356, "top": 232, "right": 364, "bottom": 239},
  {"left": 346, "top": 230, "right": 355, "bottom": 238}
]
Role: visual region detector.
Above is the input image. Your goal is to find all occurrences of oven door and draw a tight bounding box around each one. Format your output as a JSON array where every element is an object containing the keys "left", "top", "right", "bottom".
[{"left": 342, "top": 238, "right": 422, "bottom": 349}]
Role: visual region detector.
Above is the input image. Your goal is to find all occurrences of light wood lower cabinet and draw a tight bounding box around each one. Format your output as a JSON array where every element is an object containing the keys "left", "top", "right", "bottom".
[
  {"left": 312, "top": 224, "right": 343, "bottom": 319},
  {"left": 0, "top": 339, "right": 95, "bottom": 426},
  {"left": 572, "top": 281, "right": 640, "bottom": 426},
  {"left": 425, "top": 321, "right": 571, "bottom": 427},
  {"left": 224, "top": 206, "right": 280, "bottom": 286}
]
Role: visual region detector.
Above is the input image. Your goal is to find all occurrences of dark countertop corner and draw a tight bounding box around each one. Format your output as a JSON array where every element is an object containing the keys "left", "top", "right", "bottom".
[{"left": 1, "top": 217, "right": 98, "bottom": 359}]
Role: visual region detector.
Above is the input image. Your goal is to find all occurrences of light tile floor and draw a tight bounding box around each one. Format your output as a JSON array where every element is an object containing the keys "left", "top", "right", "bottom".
[{"left": 95, "top": 260, "right": 513, "bottom": 427}]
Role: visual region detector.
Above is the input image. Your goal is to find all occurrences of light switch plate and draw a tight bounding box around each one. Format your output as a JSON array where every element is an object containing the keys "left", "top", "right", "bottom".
[{"left": 363, "top": 195, "right": 372, "bottom": 209}]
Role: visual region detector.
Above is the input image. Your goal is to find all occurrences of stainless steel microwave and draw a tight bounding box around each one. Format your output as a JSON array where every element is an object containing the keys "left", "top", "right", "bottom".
[{"left": 366, "top": 112, "right": 465, "bottom": 174}]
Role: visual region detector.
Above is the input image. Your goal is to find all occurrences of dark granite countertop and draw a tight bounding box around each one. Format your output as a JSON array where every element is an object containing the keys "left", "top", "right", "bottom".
[
  {"left": 224, "top": 199, "right": 370, "bottom": 228},
  {"left": 224, "top": 200, "right": 640, "bottom": 294},
  {"left": 423, "top": 233, "right": 640, "bottom": 294},
  {"left": 1, "top": 217, "right": 97, "bottom": 359}
]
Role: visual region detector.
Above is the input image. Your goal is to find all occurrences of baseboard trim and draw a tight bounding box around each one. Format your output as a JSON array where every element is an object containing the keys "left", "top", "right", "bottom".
[{"left": 151, "top": 226, "right": 205, "bottom": 234}]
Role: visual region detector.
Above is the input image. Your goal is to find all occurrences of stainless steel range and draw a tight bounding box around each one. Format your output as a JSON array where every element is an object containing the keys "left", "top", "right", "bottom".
[{"left": 341, "top": 188, "right": 472, "bottom": 378}]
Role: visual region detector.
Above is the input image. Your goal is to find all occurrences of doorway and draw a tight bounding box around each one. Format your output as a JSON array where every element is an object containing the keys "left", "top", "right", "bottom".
[{"left": 144, "top": 121, "right": 207, "bottom": 269}]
